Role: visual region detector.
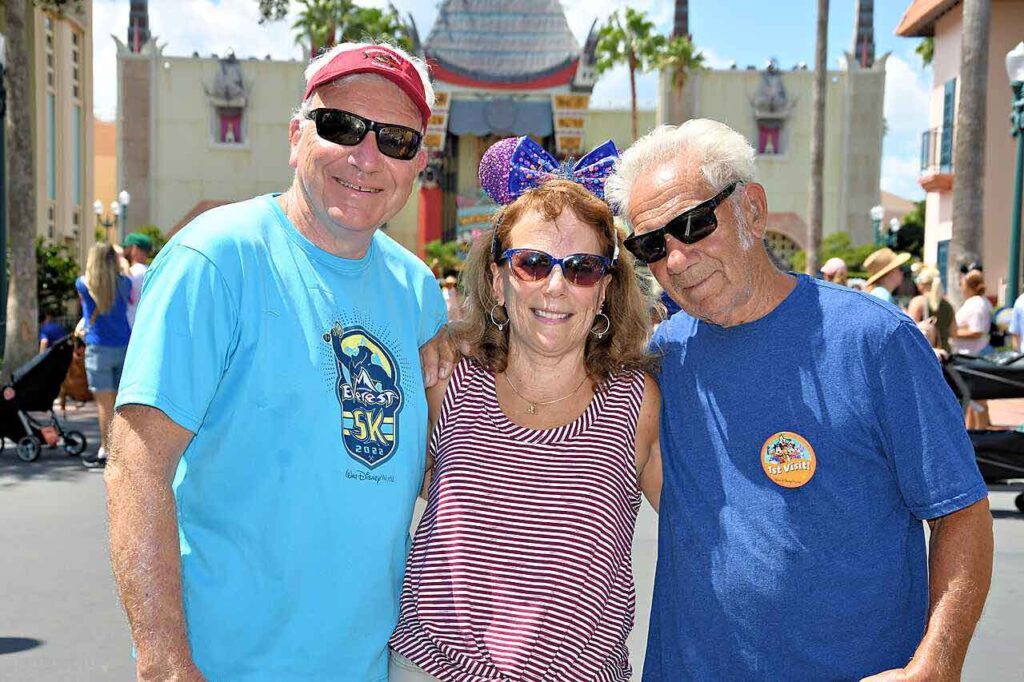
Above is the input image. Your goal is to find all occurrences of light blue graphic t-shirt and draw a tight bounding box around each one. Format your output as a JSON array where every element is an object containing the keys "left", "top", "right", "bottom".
[{"left": 117, "top": 195, "right": 446, "bottom": 681}]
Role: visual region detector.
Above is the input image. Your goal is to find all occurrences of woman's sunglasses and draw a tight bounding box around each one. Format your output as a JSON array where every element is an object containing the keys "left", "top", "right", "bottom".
[
  {"left": 623, "top": 182, "right": 740, "bottom": 265},
  {"left": 497, "top": 248, "right": 611, "bottom": 287},
  {"left": 306, "top": 108, "right": 422, "bottom": 161}
]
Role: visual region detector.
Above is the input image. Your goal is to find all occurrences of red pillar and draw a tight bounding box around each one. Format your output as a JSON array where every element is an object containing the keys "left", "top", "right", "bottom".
[{"left": 418, "top": 183, "right": 443, "bottom": 259}]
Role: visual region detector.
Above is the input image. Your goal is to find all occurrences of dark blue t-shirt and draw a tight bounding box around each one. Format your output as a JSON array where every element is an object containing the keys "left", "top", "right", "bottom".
[
  {"left": 39, "top": 320, "right": 67, "bottom": 345},
  {"left": 76, "top": 275, "right": 131, "bottom": 347},
  {"left": 645, "top": 274, "right": 986, "bottom": 681}
]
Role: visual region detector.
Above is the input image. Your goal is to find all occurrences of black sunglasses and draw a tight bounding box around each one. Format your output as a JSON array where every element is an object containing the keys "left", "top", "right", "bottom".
[
  {"left": 497, "top": 248, "right": 611, "bottom": 287},
  {"left": 623, "top": 182, "right": 740, "bottom": 265},
  {"left": 306, "top": 108, "right": 422, "bottom": 161}
]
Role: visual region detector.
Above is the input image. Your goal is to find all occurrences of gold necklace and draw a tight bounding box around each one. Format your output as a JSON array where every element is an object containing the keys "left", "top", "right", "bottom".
[{"left": 504, "top": 372, "right": 589, "bottom": 415}]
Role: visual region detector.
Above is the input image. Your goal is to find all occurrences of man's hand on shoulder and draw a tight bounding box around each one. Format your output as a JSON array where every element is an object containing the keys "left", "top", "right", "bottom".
[{"left": 420, "top": 325, "right": 456, "bottom": 388}]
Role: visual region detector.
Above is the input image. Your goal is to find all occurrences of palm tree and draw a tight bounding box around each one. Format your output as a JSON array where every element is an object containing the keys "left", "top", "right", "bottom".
[
  {"left": 345, "top": 5, "right": 413, "bottom": 53},
  {"left": 290, "top": 0, "right": 412, "bottom": 57},
  {"left": 594, "top": 8, "right": 666, "bottom": 142},
  {"left": 806, "top": 0, "right": 828, "bottom": 277},
  {"left": 656, "top": 35, "right": 705, "bottom": 124},
  {"left": 3, "top": 0, "right": 40, "bottom": 371},
  {"left": 292, "top": 0, "right": 343, "bottom": 55},
  {"left": 949, "top": 0, "right": 991, "bottom": 306}
]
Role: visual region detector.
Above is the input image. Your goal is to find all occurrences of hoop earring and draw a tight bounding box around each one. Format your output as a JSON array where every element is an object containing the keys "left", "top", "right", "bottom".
[
  {"left": 591, "top": 312, "right": 611, "bottom": 339},
  {"left": 489, "top": 303, "right": 508, "bottom": 331}
]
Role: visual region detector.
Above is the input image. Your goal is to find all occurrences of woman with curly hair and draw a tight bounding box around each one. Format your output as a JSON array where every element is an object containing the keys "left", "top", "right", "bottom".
[{"left": 389, "top": 138, "right": 661, "bottom": 681}]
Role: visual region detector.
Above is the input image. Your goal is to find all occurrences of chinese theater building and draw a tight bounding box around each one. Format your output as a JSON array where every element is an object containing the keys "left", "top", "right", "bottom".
[{"left": 415, "top": 0, "right": 601, "bottom": 254}]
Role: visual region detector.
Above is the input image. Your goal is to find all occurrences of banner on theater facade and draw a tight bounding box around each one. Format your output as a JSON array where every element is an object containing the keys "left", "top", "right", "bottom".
[
  {"left": 424, "top": 90, "right": 451, "bottom": 152},
  {"left": 552, "top": 93, "right": 590, "bottom": 157}
]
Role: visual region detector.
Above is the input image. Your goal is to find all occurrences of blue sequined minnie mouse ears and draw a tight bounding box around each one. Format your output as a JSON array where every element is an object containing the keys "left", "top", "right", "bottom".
[{"left": 478, "top": 136, "right": 619, "bottom": 206}]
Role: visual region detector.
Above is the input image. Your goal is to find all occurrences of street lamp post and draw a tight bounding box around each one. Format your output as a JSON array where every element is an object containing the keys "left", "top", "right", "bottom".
[
  {"left": 94, "top": 199, "right": 120, "bottom": 242},
  {"left": 1006, "top": 42, "right": 1024, "bottom": 305},
  {"left": 870, "top": 205, "right": 885, "bottom": 246},
  {"left": 118, "top": 189, "right": 131, "bottom": 237},
  {"left": 94, "top": 189, "right": 131, "bottom": 243},
  {"left": 887, "top": 218, "right": 901, "bottom": 249}
]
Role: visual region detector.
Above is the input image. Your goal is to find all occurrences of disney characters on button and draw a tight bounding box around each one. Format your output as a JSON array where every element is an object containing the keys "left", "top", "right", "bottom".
[{"left": 760, "top": 431, "right": 817, "bottom": 488}]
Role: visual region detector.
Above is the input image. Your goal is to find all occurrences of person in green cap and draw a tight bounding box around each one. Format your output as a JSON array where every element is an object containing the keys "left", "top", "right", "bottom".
[{"left": 122, "top": 232, "right": 153, "bottom": 327}]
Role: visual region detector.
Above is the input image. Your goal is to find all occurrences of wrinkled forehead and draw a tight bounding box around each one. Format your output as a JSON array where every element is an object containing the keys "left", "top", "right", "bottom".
[
  {"left": 627, "top": 160, "right": 714, "bottom": 233},
  {"left": 507, "top": 207, "right": 604, "bottom": 253}
]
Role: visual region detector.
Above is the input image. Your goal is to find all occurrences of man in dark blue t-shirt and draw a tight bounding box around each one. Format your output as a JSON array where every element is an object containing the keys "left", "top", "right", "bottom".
[
  {"left": 608, "top": 119, "right": 992, "bottom": 681},
  {"left": 38, "top": 311, "right": 67, "bottom": 352}
]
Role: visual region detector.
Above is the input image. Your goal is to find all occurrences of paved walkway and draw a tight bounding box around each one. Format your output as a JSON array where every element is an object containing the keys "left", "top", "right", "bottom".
[{"left": 0, "top": 400, "right": 1021, "bottom": 680}]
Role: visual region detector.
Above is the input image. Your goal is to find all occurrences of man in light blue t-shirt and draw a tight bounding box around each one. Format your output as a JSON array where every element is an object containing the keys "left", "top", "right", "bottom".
[
  {"left": 106, "top": 43, "right": 448, "bottom": 681},
  {"left": 610, "top": 120, "right": 993, "bottom": 681}
]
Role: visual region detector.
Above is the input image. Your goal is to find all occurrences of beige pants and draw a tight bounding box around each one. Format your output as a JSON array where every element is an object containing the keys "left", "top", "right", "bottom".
[{"left": 389, "top": 650, "right": 441, "bottom": 682}]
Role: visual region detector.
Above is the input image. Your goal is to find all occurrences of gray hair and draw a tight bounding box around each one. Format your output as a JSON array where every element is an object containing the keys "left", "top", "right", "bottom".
[
  {"left": 292, "top": 42, "right": 434, "bottom": 129},
  {"left": 607, "top": 119, "right": 759, "bottom": 249}
]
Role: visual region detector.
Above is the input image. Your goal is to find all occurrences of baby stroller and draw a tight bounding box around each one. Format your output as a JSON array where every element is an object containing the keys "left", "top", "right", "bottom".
[
  {"left": 943, "top": 352, "right": 1024, "bottom": 512},
  {"left": 0, "top": 335, "right": 87, "bottom": 462}
]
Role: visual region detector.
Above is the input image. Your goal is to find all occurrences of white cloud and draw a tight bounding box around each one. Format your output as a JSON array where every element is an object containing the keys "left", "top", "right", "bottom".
[
  {"left": 559, "top": 0, "right": 669, "bottom": 45},
  {"left": 881, "top": 154, "right": 925, "bottom": 201},
  {"left": 589, "top": 64, "right": 658, "bottom": 110},
  {"left": 878, "top": 52, "right": 932, "bottom": 201},
  {"left": 884, "top": 52, "right": 932, "bottom": 137}
]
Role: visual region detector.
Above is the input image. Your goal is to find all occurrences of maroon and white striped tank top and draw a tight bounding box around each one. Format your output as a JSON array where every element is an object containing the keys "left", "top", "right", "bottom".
[{"left": 390, "top": 358, "right": 646, "bottom": 681}]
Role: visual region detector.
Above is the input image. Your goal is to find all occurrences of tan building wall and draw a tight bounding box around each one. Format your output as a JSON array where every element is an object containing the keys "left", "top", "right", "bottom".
[
  {"left": 918, "top": 0, "right": 1024, "bottom": 301},
  {"left": 93, "top": 118, "right": 117, "bottom": 228},
  {"left": 660, "top": 64, "right": 886, "bottom": 249},
  {"left": 119, "top": 48, "right": 421, "bottom": 252},
  {"left": 31, "top": 4, "right": 93, "bottom": 266},
  {"left": 584, "top": 109, "right": 657, "bottom": 150}
]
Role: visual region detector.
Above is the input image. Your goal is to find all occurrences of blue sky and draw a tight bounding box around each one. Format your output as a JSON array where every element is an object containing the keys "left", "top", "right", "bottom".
[{"left": 93, "top": 0, "right": 933, "bottom": 200}]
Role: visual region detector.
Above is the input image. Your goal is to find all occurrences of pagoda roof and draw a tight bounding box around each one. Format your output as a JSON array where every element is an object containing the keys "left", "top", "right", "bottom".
[{"left": 424, "top": 0, "right": 581, "bottom": 88}]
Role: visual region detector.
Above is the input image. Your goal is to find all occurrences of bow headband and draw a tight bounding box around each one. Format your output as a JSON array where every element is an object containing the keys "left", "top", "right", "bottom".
[
  {"left": 480, "top": 136, "right": 620, "bottom": 262},
  {"left": 478, "top": 136, "right": 618, "bottom": 205}
]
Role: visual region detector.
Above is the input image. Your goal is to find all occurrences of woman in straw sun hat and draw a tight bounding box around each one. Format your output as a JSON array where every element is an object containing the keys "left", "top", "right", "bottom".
[{"left": 863, "top": 247, "right": 911, "bottom": 305}]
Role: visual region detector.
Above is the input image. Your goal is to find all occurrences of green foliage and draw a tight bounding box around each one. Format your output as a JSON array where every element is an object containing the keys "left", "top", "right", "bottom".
[
  {"left": 424, "top": 239, "right": 464, "bottom": 275},
  {"left": 790, "top": 232, "right": 878, "bottom": 278},
  {"left": 285, "top": 0, "right": 412, "bottom": 55},
  {"left": 36, "top": 237, "right": 79, "bottom": 317},
  {"left": 916, "top": 37, "right": 934, "bottom": 67},
  {"left": 133, "top": 224, "right": 167, "bottom": 259},
  {"left": 656, "top": 35, "right": 706, "bottom": 90},
  {"left": 594, "top": 8, "right": 665, "bottom": 77},
  {"left": 893, "top": 201, "right": 926, "bottom": 258},
  {"left": 258, "top": 0, "right": 291, "bottom": 23},
  {"left": 594, "top": 8, "right": 667, "bottom": 140}
]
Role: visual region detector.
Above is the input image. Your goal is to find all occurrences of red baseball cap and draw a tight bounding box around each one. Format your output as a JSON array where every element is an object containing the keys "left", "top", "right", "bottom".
[{"left": 303, "top": 45, "right": 431, "bottom": 128}]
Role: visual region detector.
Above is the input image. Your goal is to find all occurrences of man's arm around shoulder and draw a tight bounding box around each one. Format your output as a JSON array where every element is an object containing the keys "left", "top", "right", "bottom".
[{"left": 105, "top": 405, "right": 204, "bottom": 681}]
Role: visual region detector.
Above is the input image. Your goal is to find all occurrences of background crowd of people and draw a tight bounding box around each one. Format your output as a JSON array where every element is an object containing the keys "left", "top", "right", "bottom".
[{"left": 52, "top": 233, "right": 154, "bottom": 467}]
